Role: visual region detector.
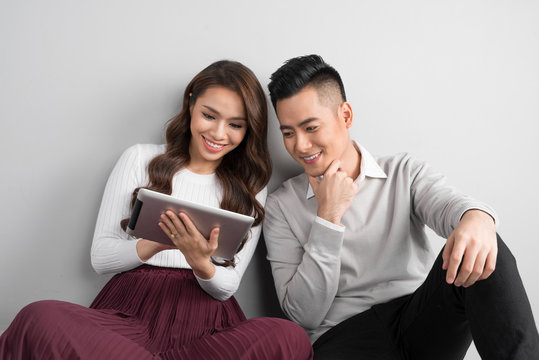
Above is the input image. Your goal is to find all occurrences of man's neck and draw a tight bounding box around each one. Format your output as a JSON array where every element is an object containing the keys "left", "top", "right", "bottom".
[{"left": 342, "top": 140, "right": 362, "bottom": 180}]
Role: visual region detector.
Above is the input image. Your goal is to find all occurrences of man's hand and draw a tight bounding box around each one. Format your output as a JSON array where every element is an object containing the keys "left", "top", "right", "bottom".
[
  {"left": 442, "top": 209, "right": 497, "bottom": 287},
  {"left": 308, "top": 160, "right": 359, "bottom": 226}
]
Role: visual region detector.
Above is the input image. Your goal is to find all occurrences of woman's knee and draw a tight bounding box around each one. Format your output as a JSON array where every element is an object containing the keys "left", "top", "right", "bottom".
[
  {"left": 249, "top": 317, "right": 313, "bottom": 359},
  {"left": 18, "top": 300, "right": 67, "bottom": 320},
  {"left": 13, "top": 300, "right": 77, "bottom": 335}
]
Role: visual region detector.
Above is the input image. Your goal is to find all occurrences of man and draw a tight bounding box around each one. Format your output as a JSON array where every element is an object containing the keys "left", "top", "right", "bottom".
[{"left": 263, "top": 54, "right": 539, "bottom": 359}]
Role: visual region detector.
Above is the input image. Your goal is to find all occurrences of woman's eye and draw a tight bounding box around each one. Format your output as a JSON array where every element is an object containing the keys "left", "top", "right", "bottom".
[
  {"left": 202, "top": 112, "right": 215, "bottom": 120},
  {"left": 230, "top": 123, "right": 243, "bottom": 129}
]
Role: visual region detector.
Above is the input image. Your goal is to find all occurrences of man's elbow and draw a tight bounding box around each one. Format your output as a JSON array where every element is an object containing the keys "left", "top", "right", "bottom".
[{"left": 282, "top": 301, "right": 324, "bottom": 330}]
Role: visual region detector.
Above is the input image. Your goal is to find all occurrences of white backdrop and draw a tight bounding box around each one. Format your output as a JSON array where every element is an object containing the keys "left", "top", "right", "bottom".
[{"left": 1, "top": 1, "right": 538, "bottom": 359}]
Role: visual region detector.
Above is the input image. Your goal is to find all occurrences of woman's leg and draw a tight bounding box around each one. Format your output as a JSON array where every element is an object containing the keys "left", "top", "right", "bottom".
[
  {"left": 0, "top": 300, "right": 154, "bottom": 360},
  {"left": 159, "top": 317, "right": 313, "bottom": 360}
]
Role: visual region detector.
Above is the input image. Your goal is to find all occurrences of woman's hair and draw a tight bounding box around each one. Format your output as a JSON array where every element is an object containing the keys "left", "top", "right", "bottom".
[
  {"left": 268, "top": 54, "right": 346, "bottom": 109},
  {"left": 121, "top": 60, "right": 271, "bottom": 267}
]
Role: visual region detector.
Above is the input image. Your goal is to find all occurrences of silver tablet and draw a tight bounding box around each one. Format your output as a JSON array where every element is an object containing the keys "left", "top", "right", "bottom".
[{"left": 126, "top": 188, "right": 254, "bottom": 260}]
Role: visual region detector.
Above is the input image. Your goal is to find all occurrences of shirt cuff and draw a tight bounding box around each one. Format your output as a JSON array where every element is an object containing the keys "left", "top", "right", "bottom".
[
  {"left": 305, "top": 217, "right": 345, "bottom": 256},
  {"left": 315, "top": 216, "right": 345, "bottom": 232},
  {"left": 459, "top": 206, "right": 499, "bottom": 227},
  {"left": 194, "top": 265, "right": 236, "bottom": 301}
]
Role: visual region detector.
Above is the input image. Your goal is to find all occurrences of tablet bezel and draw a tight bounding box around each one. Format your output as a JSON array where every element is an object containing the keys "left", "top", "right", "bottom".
[{"left": 126, "top": 188, "right": 255, "bottom": 260}]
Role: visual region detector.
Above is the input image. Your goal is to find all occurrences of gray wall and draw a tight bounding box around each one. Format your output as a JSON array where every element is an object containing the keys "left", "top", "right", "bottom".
[{"left": 1, "top": 1, "right": 538, "bottom": 359}]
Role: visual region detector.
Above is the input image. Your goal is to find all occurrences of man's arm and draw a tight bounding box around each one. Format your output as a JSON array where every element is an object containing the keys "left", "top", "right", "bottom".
[
  {"left": 409, "top": 156, "right": 498, "bottom": 287},
  {"left": 264, "top": 195, "right": 344, "bottom": 329},
  {"left": 264, "top": 160, "right": 359, "bottom": 329}
]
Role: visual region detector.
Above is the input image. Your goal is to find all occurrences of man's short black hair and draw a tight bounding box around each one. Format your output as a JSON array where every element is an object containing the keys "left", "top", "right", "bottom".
[{"left": 268, "top": 54, "right": 346, "bottom": 109}]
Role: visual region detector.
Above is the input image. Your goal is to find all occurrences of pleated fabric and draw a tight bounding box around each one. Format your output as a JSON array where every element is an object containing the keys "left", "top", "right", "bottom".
[{"left": 0, "top": 265, "right": 313, "bottom": 360}]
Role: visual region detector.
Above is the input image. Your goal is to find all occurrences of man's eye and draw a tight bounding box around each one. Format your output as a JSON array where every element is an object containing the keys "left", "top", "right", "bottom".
[
  {"left": 306, "top": 126, "right": 318, "bottom": 132},
  {"left": 282, "top": 132, "right": 293, "bottom": 138},
  {"left": 203, "top": 112, "right": 215, "bottom": 120}
]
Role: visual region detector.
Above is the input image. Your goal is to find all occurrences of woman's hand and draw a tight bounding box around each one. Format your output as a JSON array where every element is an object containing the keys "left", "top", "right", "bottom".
[
  {"left": 158, "top": 210, "right": 219, "bottom": 279},
  {"left": 136, "top": 239, "right": 175, "bottom": 262}
]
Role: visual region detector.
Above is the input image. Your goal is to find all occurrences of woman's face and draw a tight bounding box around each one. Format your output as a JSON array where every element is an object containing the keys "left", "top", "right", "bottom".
[{"left": 188, "top": 86, "right": 248, "bottom": 174}]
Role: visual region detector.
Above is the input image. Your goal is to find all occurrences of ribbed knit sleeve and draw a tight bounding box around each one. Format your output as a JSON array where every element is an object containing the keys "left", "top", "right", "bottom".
[
  {"left": 91, "top": 143, "right": 266, "bottom": 301},
  {"left": 195, "top": 187, "right": 267, "bottom": 301},
  {"left": 91, "top": 145, "right": 150, "bottom": 274}
]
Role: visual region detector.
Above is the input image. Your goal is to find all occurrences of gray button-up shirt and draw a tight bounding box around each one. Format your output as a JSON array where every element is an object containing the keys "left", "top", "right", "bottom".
[{"left": 263, "top": 142, "right": 497, "bottom": 343}]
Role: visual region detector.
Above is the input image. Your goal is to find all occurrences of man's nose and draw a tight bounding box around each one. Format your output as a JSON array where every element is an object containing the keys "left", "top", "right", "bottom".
[{"left": 295, "top": 133, "right": 311, "bottom": 153}]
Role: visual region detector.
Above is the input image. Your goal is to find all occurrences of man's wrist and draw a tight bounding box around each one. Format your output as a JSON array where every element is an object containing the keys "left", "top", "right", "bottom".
[
  {"left": 317, "top": 208, "right": 343, "bottom": 226},
  {"left": 462, "top": 209, "right": 495, "bottom": 224}
]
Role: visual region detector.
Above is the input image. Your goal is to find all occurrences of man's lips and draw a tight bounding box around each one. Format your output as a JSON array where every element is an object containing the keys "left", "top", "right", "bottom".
[{"left": 302, "top": 151, "right": 321, "bottom": 164}]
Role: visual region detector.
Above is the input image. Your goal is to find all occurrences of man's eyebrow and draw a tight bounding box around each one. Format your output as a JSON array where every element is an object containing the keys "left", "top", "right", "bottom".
[
  {"left": 202, "top": 105, "right": 246, "bottom": 121},
  {"left": 279, "top": 117, "right": 319, "bottom": 130}
]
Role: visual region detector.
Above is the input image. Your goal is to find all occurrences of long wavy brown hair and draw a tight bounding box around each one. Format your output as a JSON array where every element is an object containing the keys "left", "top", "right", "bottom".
[{"left": 121, "top": 60, "right": 271, "bottom": 267}]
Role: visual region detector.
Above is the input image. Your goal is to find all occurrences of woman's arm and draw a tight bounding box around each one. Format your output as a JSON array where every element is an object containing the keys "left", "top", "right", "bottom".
[
  {"left": 194, "top": 187, "right": 268, "bottom": 301},
  {"left": 91, "top": 145, "right": 149, "bottom": 274}
]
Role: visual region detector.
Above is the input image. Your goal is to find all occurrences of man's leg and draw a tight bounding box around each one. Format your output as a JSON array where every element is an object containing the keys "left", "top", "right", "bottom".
[
  {"left": 380, "top": 234, "right": 539, "bottom": 360},
  {"left": 313, "top": 304, "right": 402, "bottom": 360}
]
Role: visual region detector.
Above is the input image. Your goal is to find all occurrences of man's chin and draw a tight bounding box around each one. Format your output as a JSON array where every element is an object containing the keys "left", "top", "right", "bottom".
[{"left": 302, "top": 166, "right": 326, "bottom": 178}]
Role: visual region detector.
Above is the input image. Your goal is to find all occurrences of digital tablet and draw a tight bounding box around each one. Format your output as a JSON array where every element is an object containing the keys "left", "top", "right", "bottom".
[{"left": 126, "top": 188, "right": 255, "bottom": 260}]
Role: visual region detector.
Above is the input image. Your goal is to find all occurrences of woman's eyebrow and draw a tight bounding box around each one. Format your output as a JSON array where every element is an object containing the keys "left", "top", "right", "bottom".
[{"left": 202, "top": 105, "right": 247, "bottom": 121}]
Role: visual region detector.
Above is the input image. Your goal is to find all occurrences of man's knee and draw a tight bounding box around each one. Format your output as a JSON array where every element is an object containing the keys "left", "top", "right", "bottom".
[{"left": 493, "top": 234, "right": 517, "bottom": 274}]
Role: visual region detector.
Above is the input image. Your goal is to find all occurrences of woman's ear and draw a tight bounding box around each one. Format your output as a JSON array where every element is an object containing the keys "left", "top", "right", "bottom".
[{"left": 340, "top": 102, "right": 354, "bottom": 129}]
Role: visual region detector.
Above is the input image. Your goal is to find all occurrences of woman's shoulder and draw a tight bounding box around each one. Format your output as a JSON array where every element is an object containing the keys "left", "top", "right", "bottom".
[{"left": 120, "top": 143, "right": 166, "bottom": 161}]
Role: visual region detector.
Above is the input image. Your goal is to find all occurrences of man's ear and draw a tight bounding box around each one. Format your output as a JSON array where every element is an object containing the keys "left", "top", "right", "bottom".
[{"left": 340, "top": 102, "right": 354, "bottom": 129}]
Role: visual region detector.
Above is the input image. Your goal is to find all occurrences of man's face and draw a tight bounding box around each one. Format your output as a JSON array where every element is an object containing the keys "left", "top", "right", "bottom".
[{"left": 276, "top": 86, "right": 351, "bottom": 177}]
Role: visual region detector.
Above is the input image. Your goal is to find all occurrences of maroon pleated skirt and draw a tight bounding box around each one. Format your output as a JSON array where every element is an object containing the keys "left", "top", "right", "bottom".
[{"left": 0, "top": 265, "right": 313, "bottom": 359}]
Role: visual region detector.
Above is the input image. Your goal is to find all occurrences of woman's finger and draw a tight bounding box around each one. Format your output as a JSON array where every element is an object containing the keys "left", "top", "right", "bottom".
[
  {"left": 207, "top": 227, "right": 220, "bottom": 253},
  {"left": 178, "top": 212, "right": 199, "bottom": 236},
  {"left": 165, "top": 210, "right": 187, "bottom": 236},
  {"left": 159, "top": 212, "right": 177, "bottom": 235},
  {"left": 158, "top": 221, "right": 178, "bottom": 242}
]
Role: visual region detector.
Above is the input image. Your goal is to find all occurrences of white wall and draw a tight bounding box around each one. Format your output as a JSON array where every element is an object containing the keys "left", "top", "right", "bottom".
[{"left": 1, "top": 1, "right": 538, "bottom": 358}]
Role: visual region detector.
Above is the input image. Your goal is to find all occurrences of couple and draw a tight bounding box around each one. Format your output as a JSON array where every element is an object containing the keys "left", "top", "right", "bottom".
[{"left": 1, "top": 56, "right": 538, "bottom": 359}]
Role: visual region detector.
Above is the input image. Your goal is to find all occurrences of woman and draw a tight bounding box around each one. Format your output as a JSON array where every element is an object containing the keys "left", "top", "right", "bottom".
[{"left": 0, "top": 60, "right": 313, "bottom": 359}]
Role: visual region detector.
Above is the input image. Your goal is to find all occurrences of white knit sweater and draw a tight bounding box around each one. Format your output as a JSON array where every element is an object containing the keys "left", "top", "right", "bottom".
[{"left": 91, "top": 144, "right": 266, "bottom": 301}]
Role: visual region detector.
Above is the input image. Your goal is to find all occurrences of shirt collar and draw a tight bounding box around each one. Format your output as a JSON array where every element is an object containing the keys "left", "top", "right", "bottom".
[{"left": 306, "top": 141, "right": 387, "bottom": 199}]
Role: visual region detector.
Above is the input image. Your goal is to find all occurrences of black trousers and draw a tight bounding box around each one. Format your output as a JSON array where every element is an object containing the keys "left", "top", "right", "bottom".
[{"left": 313, "top": 235, "right": 539, "bottom": 360}]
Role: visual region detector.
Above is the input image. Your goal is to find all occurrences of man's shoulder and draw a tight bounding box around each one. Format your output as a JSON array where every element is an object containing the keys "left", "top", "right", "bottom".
[
  {"left": 374, "top": 152, "right": 420, "bottom": 176},
  {"left": 267, "top": 172, "right": 308, "bottom": 205}
]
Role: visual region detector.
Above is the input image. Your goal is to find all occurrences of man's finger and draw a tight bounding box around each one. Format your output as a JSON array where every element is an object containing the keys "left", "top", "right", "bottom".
[
  {"left": 442, "top": 233, "right": 454, "bottom": 270},
  {"left": 446, "top": 243, "right": 465, "bottom": 284},
  {"left": 479, "top": 249, "right": 497, "bottom": 280},
  {"left": 454, "top": 248, "right": 478, "bottom": 286},
  {"left": 324, "top": 159, "right": 341, "bottom": 175},
  {"left": 308, "top": 175, "right": 319, "bottom": 194},
  {"left": 463, "top": 250, "right": 487, "bottom": 287}
]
